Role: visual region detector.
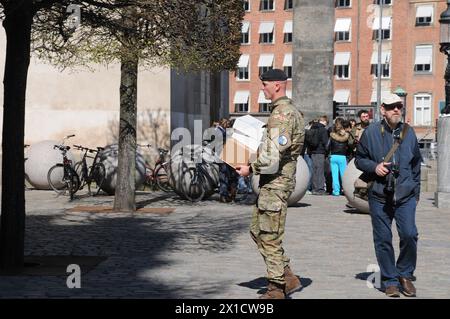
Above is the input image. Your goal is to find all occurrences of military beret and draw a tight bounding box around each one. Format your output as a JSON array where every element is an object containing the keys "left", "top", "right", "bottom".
[{"left": 259, "top": 68, "right": 288, "bottom": 81}]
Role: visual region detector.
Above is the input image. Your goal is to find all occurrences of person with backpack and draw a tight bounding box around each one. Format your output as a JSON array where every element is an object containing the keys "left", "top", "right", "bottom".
[
  {"left": 355, "top": 93, "right": 422, "bottom": 298},
  {"left": 306, "top": 116, "right": 329, "bottom": 195}
]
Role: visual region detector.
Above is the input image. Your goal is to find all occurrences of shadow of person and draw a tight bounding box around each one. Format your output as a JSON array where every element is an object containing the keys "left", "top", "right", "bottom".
[{"left": 238, "top": 276, "right": 313, "bottom": 298}]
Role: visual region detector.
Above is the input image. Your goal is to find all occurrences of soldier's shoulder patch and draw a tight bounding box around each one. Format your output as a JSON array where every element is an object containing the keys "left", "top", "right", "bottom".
[{"left": 278, "top": 135, "right": 288, "bottom": 146}]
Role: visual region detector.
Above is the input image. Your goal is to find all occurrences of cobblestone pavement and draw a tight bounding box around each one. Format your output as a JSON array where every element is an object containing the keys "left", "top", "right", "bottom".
[{"left": 0, "top": 189, "right": 449, "bottom": 299}]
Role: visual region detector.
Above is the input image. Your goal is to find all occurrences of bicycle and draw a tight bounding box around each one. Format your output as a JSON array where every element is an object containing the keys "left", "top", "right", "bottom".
[
  {"left": 180, "top": 150, "right": 218, "bottom": 202},
  {"left": 138, "top": 144, "right": 172, "bottom": 192},
  {"left": 73, "top": 144, "right": 106, "bottom": 196},
  {"left": 47, "top": 134, "right": 80, "bottom": 200}
]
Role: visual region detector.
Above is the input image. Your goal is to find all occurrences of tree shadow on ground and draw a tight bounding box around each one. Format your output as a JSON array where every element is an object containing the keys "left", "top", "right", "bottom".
[{"left": 0, "top": 203, "right": 249, "bottom": 298}]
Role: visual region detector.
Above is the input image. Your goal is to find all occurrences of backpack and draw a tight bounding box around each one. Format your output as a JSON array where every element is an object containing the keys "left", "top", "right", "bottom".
[{"left": 305, "top": 128, "right": 320, "bottom": 149}]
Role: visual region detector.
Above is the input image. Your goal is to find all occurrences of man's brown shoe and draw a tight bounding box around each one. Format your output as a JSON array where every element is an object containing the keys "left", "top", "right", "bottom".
[
  {"left": 399, "top": 277, "right": 416, "bottom": 297},
  {"left": 284, "top": 266, "right": 302, "bottom": 295},
  {"left": 259, "top": 282, "right": 286, "bottom": 299},
  {"left": 385, "top": 285, "right": 400, "bottom": 298}
]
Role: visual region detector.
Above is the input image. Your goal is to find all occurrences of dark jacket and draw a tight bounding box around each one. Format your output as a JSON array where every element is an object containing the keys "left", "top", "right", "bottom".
[
  {"left": 329, "top": 130, "right": 350, "bottom": 156},
  {"left": 355, "top": 120, "right": 422, "bottom": 204},
  {"left": 308, "top": 122, "right": 329, "bottom": 155}
]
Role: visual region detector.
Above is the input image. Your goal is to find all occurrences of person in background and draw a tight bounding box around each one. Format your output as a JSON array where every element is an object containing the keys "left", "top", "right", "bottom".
[{"left": 328, "top": 118, "right": 351, "bottom": 196}]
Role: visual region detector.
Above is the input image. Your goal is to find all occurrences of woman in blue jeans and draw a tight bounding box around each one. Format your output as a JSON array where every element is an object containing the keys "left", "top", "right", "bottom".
[{"left": 328, "top": 118, "right": 354, "bottom": 196}]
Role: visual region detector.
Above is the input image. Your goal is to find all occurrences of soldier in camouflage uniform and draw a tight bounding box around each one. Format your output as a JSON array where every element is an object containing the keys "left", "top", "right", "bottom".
[{"left": 236, "top": 69, "right": 305, "bottom": 299}]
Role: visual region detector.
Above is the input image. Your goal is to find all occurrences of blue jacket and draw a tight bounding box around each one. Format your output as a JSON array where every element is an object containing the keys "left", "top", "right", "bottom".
[{"left": 355, "top": 120, "right": 422, "bottom": 204}]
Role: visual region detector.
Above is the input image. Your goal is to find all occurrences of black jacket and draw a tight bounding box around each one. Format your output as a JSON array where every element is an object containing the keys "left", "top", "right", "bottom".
[
  {"left": 308, "top": 122, "right": 329, "bottom": 155},
  {"left": 329, "top": 131, "right": 350, "bottom": 156},
  {"left": 355, "top": 120, "right": 422, "bottom": 204}
]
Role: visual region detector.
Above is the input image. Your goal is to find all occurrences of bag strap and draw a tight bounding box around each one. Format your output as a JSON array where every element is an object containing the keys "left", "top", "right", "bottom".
[{"left": 383, "top": 123, "right": 409, "bottom": 163}]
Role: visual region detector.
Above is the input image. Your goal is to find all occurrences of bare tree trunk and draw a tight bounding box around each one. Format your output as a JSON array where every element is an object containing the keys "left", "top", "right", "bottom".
[
  {"left": 0, "top": 5, "right": 33, "bottom": 269},
  {"left": 113, "top": 57, "right": 138, "bottom": 212}
]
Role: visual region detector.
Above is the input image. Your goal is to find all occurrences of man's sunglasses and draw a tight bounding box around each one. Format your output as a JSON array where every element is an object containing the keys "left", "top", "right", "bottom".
[{"left": 383, "top": 103, "right": 403, "bottom": 111}]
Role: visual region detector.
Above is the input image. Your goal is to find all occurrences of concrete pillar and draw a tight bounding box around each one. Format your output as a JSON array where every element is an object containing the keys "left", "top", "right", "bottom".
[
  {"left": 170, "top": 70, "right": 228, "bottom": 146},
  {"left": 293, "top": 0, "right": 334, "bottom": 123},
  {"left": 435, "top": 116, "right": 450, "bottom": 208}
]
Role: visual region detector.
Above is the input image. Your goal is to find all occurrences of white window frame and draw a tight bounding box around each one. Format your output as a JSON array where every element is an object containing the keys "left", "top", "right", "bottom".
[
  {"left": 374, "top": 0, "right": 392, "bottom": 5},
  {"left": 241, "top": 22, "right": 250, "bottom": 45},
  {"left": 283, "top": 21, "right": 293, "bottom": 43},
  {"left": 284, "top": 0, "right": 293, "bottom": 10},
  {"left": 260, "top": 0, "right": 275, "bottom": 11},
  {"left": 334, "top": 52, "right": 351, "bottom": 80},
  {"left": 414, "top": 94, "right": 432, "bottom": 126},
  {"left": 336, "top": 0, "right": 351, "bottom": 8},
  {"left": 244, "top": 0, "right": 250, "bottom": 12},
  {"left": 416, "top": 5, "right": 433, "bottom": 26},
  {"left": 414, "top": 45, "right": 433, "bottom": 73}
]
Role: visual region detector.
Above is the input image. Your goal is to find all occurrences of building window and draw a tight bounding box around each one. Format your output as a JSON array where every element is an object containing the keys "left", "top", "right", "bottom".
[
  {"left": 258, "top": 91, "right": 271, "bottom": 112},
  {"left": 234, "top": 91, "right": 250, "bottom": 113},
  {"left": 244, "top": 0, "right": 250, "bottom": 11},
  {"left": 414, "top": 45, "right": 432, "bottom": 73},
  {"left": 416, "top": 5, "right": 433, "bottom": 26},
  {"left": 259, "top": 66, "right": 273, "bottom": 77},
  {"left": 260, "top": 33, "right": 274, "bottom": 44},
  {"left": 236, "top": 55, "right": 250, "bottom": 81},
  {"left": 283, "top": 21, "right": 292, "bottom": 43},
  {"left": 236, "top": 67, "right": 249, "bottom": 81},
  {"left": 335, "top": 65, "right": 350, "bottom": 79},
  {"left": 372, "top": 17, "right": 391, "bottom": 41},
  {"left": 371, "top": 64, "right": 390, "bottom": 78},
  {"left": 283, "top": 53, "right": 292, "bottom": 79},
  {"left": 259, "top": 103, "right": 270, "bottom": 112},
  {"left": 284, "top": 66, "right": 292, "bottom": 79},
  {"left": 334, "top": 52, "right": 350, "bottom": 80},
  {"left": 258, "top": 22, "right": 274, "bottom": 44},
  {"left": 414, "top": 94, "right": 432, "bottom": 126},
  {"left": 258, "top": 54, "right": 274, "bottom": 77},
  {"left": 260, "top": 0, "right": 274, "bottom": 11},
  {"left": 370, "top": 51, "right": 391, "bottom": 78},
  {"left": 336, "top": 0, "right": 351, "bottom": 8},
  {"left": 241, "top": 22, "right": 250, "bottom": 44},
  {"left": 333, "top": 90, "right": 350, "bottom": 106},
  {"left": 284, "top": 0, "right": 293, "bottom": 10},
  {"left": 335, "top": 18, "right": 351, "bottom": 41},
  {"left": 374, "top": 0, "right": 391, "bottom": 5},
  {"left": 373, "top": 29, "right": 390, "bottom": 40},
  {"left": 235, "top": 103, "right": 249, "bottom": 113},
  {"left": 284, "top": 33, "right": 292, "bottom": 43}
]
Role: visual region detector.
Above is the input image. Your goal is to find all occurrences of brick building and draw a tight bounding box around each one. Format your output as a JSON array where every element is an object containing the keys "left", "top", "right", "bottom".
[{"left": 229, "top": 0, "right": 447, "bottom": 145}]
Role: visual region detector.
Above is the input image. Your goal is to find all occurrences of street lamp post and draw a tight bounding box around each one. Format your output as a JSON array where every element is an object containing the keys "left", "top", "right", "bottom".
[
  {"left": 394, "top": 85, "right": 407, "bottom": 123},
  {"left": 436, "top": 0, "right": 450, "bottom": 208}
]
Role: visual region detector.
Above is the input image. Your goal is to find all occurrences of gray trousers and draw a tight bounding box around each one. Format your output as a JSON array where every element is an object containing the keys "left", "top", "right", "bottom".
[{"left": 311, "top": 153, "right": 325, "bottom": 192}]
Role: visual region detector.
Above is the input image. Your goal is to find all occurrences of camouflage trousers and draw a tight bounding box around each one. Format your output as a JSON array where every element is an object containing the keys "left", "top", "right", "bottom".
[{"left": 250, "top": 186, "right": 292, "bottom": 285}]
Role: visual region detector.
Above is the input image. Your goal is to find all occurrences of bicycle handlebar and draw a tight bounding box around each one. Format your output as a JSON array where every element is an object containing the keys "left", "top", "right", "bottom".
[{"left": 73, "top": 144, "right": 98, "bottom": 153}]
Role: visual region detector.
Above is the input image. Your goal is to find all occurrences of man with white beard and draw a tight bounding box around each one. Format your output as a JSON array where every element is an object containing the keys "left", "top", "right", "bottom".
[{"left": 355, "top": 93, "right": 422, "bottom": 298}]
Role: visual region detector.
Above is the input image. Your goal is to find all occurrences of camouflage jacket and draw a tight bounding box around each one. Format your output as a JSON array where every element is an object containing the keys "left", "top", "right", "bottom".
[{"left": 251, "top": 96, "right": 305, "bottom": 190}]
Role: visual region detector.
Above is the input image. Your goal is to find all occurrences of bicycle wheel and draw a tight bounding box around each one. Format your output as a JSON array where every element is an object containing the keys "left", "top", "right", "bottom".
[
  {"left": 74, "top": 161, "right": 86, "bottom": 188},
  {"left": 155, "top": 165, "right": 172, "bottom": 192},
  {"left": 183, "top": 181, "right": 205, "bottom": 202},
  {"left": 181, "top": 168, "right": 205, "bottom": 202},
  {"left": 47, "top": 165, "right": 68, "bottom": 195},
  {"left": 67, "top": 168, "right": 80, "bottom": 200},
  {"left": 90, "top": 163, "right": 106, "bottom": 195}
]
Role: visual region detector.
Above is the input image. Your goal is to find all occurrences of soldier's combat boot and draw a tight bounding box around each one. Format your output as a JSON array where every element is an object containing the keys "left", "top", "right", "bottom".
[
  {"left": 284, "top": 266, "right": 302, "bottom": 295},
  {"left": 259, "top": 282, "right": 286, "bottom": 299}
]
